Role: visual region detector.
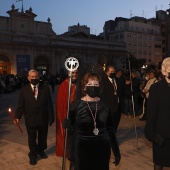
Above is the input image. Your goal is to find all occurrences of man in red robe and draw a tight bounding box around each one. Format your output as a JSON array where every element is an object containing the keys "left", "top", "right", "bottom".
[{"left": 56, "top": 71, "right": 77, "bottom": 157}]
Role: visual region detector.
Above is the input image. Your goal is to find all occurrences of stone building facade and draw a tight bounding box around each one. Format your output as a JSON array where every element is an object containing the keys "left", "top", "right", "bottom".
[
  {"left": 104, "top": 17, "right": 162, "bottom": 65},
  {"left": 0, "top": 5, "right": 126, "bottom": 75}
]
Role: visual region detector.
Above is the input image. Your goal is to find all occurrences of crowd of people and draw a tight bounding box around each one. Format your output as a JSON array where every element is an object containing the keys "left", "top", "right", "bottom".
[
  {"left": 0, "top": 71, "right": 67, "bottom": 95},
  {"left": 1, "top": 58, "right": 169, "bottom": 169},
  {"left": 56, "top": 61, "right": 170, "bottom": 170}
]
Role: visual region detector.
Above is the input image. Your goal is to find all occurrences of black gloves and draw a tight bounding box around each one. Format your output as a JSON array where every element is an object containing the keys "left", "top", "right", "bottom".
[
  {"left": 62, "top": 118, "right": 72, "bottom": 129},
  {"left": 113, "top": 155, "right": 121, "bottom": 166}
]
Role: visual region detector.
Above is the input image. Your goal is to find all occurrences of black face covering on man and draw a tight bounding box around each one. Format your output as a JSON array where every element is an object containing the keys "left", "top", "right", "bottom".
[
  {"left": 30, "top": 79, "right": 39, "bottom": 85},
  {"left": 109, "top": 73, "right": 116, "bottom": 79}
]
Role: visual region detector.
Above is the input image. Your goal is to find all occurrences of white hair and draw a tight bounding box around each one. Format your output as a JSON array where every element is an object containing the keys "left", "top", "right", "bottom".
[
  {"left": 162, "top": 57, "right": 170, "bottom": 75},
  {"left": 28, "top": 69, "right": 39, "bottom": 76}
]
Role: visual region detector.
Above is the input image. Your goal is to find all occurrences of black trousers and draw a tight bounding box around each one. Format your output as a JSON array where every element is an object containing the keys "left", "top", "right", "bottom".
[
  {"left": 113, "top": 103, "right": 122, "bottom": 132},
  {"left": 26, "top": 125, "right": 48, "bottom": 158}
]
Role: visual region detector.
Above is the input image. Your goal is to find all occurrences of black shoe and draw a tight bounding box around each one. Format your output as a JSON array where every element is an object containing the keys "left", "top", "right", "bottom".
[
  {"left": 30, "top": 158, "right": 37, "bottom": 165},
  {"left": 38, "top": 151, "right": 48, "bottom": 159}
]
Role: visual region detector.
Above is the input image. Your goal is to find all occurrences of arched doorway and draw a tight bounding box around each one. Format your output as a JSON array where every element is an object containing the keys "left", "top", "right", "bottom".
[
  {"left": 0, "top": 55, "right": 11, "bottom": 74},
  {"left": 34, "top": 56, "right": 49, "bottom": 75}
]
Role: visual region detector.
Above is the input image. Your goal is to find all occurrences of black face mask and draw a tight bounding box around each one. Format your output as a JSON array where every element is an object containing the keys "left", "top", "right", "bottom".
[
  {"left": 30, "top": 79, "right": 39, "bottom": 85},
  {"left": 85, "top": 86, "right": 100, "bottom": 98},
  {"left": 109, "top": 73, "right": 116, "bottom": 78}
]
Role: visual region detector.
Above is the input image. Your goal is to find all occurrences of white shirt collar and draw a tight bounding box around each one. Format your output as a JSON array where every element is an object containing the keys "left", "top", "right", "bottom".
[{"left": 30, "top": 83, "right": 39, "bottom": 89}]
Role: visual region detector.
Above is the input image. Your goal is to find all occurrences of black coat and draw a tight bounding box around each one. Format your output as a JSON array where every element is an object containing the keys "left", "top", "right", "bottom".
[
  {"left": 101, "top": 74, "right": 118, "bottom": 114},
  {"left": 145, "top": 78, "right": 170, "bottom": 141},
  {"left": 15, "top": 84, "right": 54, "bottom": 127}
]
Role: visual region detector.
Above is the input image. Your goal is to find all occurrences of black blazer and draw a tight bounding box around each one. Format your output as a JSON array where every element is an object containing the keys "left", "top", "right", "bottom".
[
  {"left": 145, "top": 78, "right": 170, "bottom": 141},
  {"left": 101, "top": 73, "right": 118, "bottom": 114},
  {"left": 15, "top": 84, "right": 54, "bottom": 127}
]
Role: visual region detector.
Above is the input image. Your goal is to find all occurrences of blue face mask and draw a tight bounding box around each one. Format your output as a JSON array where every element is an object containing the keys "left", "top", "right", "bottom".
[{"left": 85, "top": 86, "right": 100, "bottom": 98}]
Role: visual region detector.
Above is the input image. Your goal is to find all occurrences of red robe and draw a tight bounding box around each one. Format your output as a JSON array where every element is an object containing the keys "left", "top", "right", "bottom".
[{"left": 56, "top": 78, "right": 76, "bottom": 157}]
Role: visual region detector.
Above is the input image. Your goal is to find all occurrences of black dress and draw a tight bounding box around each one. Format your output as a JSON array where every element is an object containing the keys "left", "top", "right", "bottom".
[{"left": 68, "top": 99, "right": 119, "bottom": 170}]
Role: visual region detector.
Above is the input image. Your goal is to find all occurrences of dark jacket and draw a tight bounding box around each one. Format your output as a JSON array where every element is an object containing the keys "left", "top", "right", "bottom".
[
  {"left": 15, "top": 83, "right": 54, "bottom": 127},
  {"left": 145, "top": 78, "right": 170, "bottom": 141},
  {"left": 101, "top": 73, "right": 118, "bottom": 113}
]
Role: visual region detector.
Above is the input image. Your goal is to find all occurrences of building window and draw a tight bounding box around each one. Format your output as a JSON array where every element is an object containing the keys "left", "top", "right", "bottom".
[
  {"left": 143, "top": 35, "right": 147, "bottom": 39},
  {"left": 127, "top": 33, "right": 131, "bottom": 38},
  {"left": 155, "top": 45, "right": 161, "bottom": 48},
  {"left": 21, "top": 24, "right": 24, "bottom": 28},
  {"left": 143, "top": 43, "right": 147, "bottom": 47},
  {"left": 127, "top": 41, "right": 131, "bottom": 46},
  {"left": 138, "top": 42, "right": 142, "bottom": 46},
  {"left": 133, "top": 42, "right": 136, "bottom": 46},
  {"left": 155, "top": 37, "right": 161, "bottom": 41},
  {"left": 147, "top": 29, "right": 150, "bottom": 33},
  {"left": 133, "top": 50, "right": 136, "bottom": 54},
  {"left": 138, "top": 34, "right": 142, "bottom": 38}
]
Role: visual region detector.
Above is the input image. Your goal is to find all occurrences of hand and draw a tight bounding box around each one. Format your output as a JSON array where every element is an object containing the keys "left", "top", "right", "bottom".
[
  {"left": 14, "top": 118, "right": 19, "bottom": 125},
  {"left": 113, "top": 156, "right": 120, "bottom": 166},
  {"left": 62, "top": 118, "right": 71, "bottom": 129}
]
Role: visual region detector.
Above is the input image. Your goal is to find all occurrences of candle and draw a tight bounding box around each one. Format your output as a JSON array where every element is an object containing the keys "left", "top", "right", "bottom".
[{"left": 8, "top": 108, "right": 23, "bottom": 133}]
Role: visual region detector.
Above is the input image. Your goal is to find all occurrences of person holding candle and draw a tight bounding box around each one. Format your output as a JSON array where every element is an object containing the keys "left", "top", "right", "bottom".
[{"left": 15, "top": 69, "right": 54, "bottom": 165}]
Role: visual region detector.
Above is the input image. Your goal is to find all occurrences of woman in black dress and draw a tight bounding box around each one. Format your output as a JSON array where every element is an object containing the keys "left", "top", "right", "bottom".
[{"left": 65, "top": 72, "right": 121, "bottom": 170}]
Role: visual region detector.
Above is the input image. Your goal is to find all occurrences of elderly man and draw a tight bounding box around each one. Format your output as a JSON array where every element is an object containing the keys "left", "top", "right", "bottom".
[
  {"left": 101, "top": 65, "right": 120, "bottom": 131},
  {"left": 15, "top": 69, "right": 54, "bottom": 165},
  {"left": 145, "top": 58, "right": 170, "bottom": 170}
]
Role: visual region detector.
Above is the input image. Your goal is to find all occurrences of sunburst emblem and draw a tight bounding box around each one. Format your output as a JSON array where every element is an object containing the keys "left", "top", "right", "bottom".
[{"left": 65, "top": 57, "right": 79, "bottom": 71}]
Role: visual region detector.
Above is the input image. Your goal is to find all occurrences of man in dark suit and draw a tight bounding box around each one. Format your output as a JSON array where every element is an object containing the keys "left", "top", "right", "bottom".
[
  {"left": 15, "top": 69, "right": 54, "bottom": 165},
  {"left": 145, "top": 58, "right": 170, "bottom": 170},
  {"left": 101, "top": 65, "right": 120, "bottom": 131}
]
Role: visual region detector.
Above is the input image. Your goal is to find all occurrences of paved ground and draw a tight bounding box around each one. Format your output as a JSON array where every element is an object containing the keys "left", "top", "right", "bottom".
[{"left": 0, "top": 86, "right": 154, "bottom": 170}]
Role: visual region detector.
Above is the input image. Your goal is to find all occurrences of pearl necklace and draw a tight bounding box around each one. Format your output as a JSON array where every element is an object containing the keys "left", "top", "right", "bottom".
[{"left": 86, "top": 97, "right": 99, "bottom": 135}]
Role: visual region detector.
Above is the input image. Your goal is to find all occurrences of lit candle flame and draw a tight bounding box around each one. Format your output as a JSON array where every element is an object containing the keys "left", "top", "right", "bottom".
[{"left": 8, "top": 108, "right": 11, "bottom": 112}]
